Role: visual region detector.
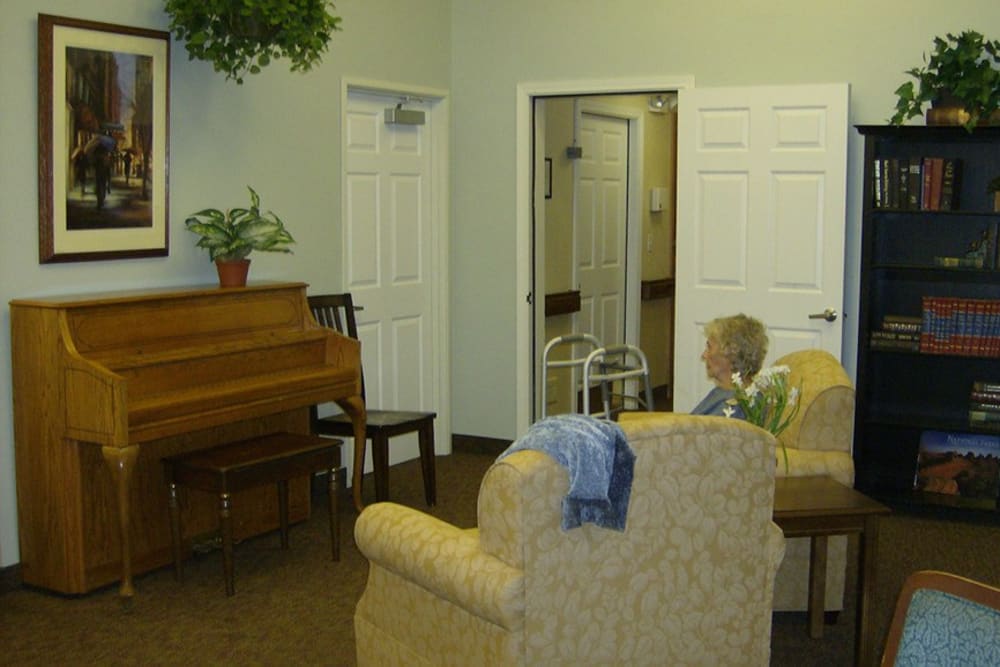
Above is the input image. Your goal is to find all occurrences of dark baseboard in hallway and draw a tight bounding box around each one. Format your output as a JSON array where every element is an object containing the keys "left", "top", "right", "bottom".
[{"left": 452, "top": 433, "right": 510, "bottom": 457}]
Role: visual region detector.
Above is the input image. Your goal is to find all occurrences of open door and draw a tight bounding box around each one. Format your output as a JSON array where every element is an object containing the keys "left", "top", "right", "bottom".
[{"left": 673, "top": 83, "right": 849, "bottom": 412}]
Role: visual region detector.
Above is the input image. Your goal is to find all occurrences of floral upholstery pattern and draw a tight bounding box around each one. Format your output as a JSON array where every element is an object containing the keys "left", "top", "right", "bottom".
[
  {"left": 354, "top": 414, "right": 785, "bottom": 666},
  {"left": 772, "top": 349, "right": 856, "bottom": 613}
]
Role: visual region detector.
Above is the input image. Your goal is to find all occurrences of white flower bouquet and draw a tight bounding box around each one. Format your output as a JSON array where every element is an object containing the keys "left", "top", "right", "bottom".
[{"left": 725, "top": 365, "right": 801, "bottom": 472}]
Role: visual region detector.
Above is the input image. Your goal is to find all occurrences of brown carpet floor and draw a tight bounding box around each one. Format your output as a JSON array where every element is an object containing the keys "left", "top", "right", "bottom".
[{"left": 3, "top": 444, "right": 1000, "bottom": 666}]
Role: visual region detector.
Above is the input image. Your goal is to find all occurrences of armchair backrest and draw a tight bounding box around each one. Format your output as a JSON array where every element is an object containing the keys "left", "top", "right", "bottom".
[
  {"left": 774, "top": 349, "right": 855, "bottom": 454},
  {"left": 882, "top": 570, "right": 1000, "bottom": 666},
  {"left": 477, "top": 413, "right": 784, "bottom": 665}
]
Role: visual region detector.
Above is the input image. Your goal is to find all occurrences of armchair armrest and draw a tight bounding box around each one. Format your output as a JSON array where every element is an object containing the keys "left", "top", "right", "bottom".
[{"left": 354, "top": 502, "right": 525, "bottom": 629}]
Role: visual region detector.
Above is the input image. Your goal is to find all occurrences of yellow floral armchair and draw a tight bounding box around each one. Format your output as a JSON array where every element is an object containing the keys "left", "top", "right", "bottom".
[
  {"left": 354, "top": 414, "right": 785, "bottom": 666},
  {"left": 772, "top": 349, "right": 856, "bottom": 614}
]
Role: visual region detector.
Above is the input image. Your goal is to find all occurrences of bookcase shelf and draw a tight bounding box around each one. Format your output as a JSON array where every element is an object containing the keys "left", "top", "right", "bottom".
[{"left": 855, "top": 125, "right": 1000, "bottom": 518}]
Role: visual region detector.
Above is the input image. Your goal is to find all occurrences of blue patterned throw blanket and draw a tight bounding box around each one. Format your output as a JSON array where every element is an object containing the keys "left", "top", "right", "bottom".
[{"left": 499, "top": 414, "right": 635, "bottom": 531}]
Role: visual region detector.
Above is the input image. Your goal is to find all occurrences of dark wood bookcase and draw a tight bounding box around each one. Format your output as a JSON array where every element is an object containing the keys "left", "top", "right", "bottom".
[{"left": 854, "top": 125, "right": 1000, "bottom": 518}]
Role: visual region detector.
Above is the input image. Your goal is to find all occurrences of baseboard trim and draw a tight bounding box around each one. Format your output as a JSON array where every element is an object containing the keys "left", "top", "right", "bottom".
[{"left": 452, "top": 433, "right": 510, "bottom": 457}]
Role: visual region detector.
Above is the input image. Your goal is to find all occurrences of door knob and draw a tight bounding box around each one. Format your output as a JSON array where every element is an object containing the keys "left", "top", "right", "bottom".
[{"left": 808, "top": 308, "right": 838, "bottom": 322}]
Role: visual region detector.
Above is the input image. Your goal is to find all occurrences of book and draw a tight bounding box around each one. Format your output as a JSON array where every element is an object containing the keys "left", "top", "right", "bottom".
[
  {"left": 872, "top": 159, "right": 883, "bottom": 208},
  {"left": 887, "top": 158, "right": 900, "bottom": 209},
  {"left": 970, "top": 390, "right": 1000, "bottom": 405},
  {"left": 973, "top": 380, "right": 1000, "bottom": 394},
  {"left": 928, "top": 157, "right": 944, "bottom": 211},
  {"left": 870, "top": 330, "right": 920, "bottom": 341},
  {"left": 907, "top": 159, "right": 922, "bottom": 210},
  {"left": 897, "top": 157, "right": 910, "bottom": 210},
  {"left": 940, "top": 158, "right": 961, "bottom": 211},
  {"left": 914, "top": 430, "right": 1000, "bottom": 499},
  {"left": 882, "top": 315, "right": 922, "bottom": 334}
]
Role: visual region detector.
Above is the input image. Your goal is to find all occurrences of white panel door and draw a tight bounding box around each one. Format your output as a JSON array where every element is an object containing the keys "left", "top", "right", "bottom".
[
  {"left": 344, "top": 90, "right": 436, "bottom": 465},
  {"left": 576, "top": 112, "right": 629, "bottom": 348},
  {"left": 674, "top": 84, "right": 849, "bottom": 411}
]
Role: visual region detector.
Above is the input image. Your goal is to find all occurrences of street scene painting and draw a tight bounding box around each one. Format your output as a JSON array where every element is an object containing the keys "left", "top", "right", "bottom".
[{"left": 38, "top": 14, "right": 169, "bottom": 262}]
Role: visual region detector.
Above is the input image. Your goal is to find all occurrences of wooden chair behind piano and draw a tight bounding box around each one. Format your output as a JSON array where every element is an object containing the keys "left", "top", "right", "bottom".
[{"left": 308, "top": 293, "right": 437, "bottom": 507}]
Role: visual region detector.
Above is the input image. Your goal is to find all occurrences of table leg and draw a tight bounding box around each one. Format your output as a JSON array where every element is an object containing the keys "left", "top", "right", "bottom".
[
  {"left": 808, "top": 535, "right": 829, "bottom": 639},
  {"left": 857, "top": 516, "right": 881, "bottom": 667},
  {"left": 101, "top": 445, "right": 139, "bottom": 600}
]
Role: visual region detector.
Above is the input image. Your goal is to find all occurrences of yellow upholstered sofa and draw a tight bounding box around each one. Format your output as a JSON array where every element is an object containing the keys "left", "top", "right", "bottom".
[
  {"left": 354, "top": 414, "right": 785, "bottom": 666},
  {"left": 771, "top": 349, "right": 856, "bottom": 614}
]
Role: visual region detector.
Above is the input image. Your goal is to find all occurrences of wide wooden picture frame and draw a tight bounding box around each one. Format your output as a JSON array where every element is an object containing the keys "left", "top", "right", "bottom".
[{"left": 38, "top": 14, "right": 170, "bottom": 263}]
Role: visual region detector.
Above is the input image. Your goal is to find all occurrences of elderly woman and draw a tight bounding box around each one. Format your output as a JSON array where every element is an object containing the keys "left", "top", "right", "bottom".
[{"left": 691, "top": 313, "right": 768, "bottom": 417}]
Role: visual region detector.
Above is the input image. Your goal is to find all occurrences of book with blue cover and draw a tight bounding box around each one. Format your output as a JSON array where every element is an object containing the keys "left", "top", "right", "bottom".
[{"left": 914, "top": 430, "right": 1000, "bottom": 499}]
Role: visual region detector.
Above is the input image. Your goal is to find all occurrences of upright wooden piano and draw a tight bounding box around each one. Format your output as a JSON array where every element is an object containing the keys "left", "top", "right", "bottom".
[{"left": 10, "top": 282, "right": 366, "bottom": 598}]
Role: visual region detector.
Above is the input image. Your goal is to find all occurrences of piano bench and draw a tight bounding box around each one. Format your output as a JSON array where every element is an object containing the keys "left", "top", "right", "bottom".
[{"left": 162, "top": 432, "right": 343, "bottom": 596}]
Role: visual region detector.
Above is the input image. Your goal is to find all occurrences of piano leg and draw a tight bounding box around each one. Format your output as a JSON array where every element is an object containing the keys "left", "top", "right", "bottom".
[
  {"left": 335, "top": 395, "right": 367, "bottom": 513},
  {"left": 101, "top": 445, "right": 139, "bottom": 600}
]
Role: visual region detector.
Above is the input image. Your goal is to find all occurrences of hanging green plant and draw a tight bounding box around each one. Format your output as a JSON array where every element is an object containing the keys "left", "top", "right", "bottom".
[
  {"left": 165, "top": 0, "right": 343, "bottom": 84},
  {"left": 890, "top": 31, "right": 1000, "bottom": 132}
]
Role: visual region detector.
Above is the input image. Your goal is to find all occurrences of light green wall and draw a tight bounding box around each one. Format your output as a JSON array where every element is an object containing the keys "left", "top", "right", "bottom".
[
  {"left": 6, "top": 0, "right": 1000, "bottom": 568},
  {"left": 0, "top": 0, "right": 450, "bottom": 566},
  {"left": 449, "top": 1, "right": 1000, "bottom": 440}
]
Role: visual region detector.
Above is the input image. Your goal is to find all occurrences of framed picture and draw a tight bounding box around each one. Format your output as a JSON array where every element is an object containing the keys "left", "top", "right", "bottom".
[
  {"left": 38, "top": 14, "right": 170, "bottom": 263},
  {"left": 544, "top": 157, "right": 552, "bottom": 199}
]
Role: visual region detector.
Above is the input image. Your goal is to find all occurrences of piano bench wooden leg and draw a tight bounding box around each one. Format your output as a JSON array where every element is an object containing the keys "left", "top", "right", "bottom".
[
  {"left": 220, "top": 493, "right": 235, "bottom": 597},
  {"left": 167, "top": 482, "right": 183, "bottom": 582},
  {"left": 327, "top": 467, "right": 340, "bottom": 562},
  {"left": 278, "top": 479, "right": 290, "bottom": 550}
]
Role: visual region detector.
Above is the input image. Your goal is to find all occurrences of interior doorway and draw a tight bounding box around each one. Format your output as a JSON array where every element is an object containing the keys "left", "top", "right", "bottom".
[{"left": 530, "top": 90, "right": 682, "bottom": 421}]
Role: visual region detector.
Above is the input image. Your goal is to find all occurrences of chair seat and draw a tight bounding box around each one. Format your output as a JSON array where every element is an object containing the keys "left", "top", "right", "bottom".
[
  {"left": 318, "top": 410, "right": 437, "bottom": 433},
  {"left": 316, "top": 409, "right": 437, "bottom": 506}
]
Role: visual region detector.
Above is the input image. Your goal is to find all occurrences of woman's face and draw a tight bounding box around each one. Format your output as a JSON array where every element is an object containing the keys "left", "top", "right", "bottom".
[{"left": 701, "top": 337, "right": 733, "bottom": 387}]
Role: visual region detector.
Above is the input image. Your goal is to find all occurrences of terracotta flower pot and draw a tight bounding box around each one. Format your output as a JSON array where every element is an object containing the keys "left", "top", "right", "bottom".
[{"left": 215, "top": 258, "right": 251, "bottom": 287}]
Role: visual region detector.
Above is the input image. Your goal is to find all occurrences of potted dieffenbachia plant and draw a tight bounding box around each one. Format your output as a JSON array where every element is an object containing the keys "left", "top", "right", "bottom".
[{"left": 184, "top": 186, "right": 295, "bottom": 287}]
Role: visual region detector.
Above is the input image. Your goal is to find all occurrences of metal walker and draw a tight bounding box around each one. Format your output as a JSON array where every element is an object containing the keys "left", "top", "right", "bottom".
[{"left": 540, "top": 334, "right": 654, "bottom": 421}]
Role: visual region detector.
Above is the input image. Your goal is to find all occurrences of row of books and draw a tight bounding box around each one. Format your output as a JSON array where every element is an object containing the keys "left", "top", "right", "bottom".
[
  {"left": 871, "top": 156, "right": 962, "bottom": 211},
  {"left": 914, "top": 429, "right": 1000, "bottom": 500},
  {"left": 920, "top": 296, "right": 1000, "bottom": 356},
  {"left": 969, "top": 380, "right": 1000, "bottom": 430},
  {"left": 868, "top": 314, "right": 921, "bottom": 351}
]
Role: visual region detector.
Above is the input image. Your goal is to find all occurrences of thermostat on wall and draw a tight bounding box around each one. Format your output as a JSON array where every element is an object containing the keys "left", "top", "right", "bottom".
[{"left": 650, "top": 187, "right": 667, "bottom": 212}]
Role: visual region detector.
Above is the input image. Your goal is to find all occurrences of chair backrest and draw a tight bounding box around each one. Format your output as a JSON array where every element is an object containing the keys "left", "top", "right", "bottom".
[
  {"left": 308, "top": 293, "right": 359, "bottom": 340},
  {"left": 308, "top": 293, "right": 364, "bottom": 398},
  {"left": 478, "top": 413, "right": 783, "bottom": 665},
  {"left": 773, "top": 349, "right": 855, "bottom": 454},
  {"left": 881, "top": 570, "right": 1000, "bottom": 666}
]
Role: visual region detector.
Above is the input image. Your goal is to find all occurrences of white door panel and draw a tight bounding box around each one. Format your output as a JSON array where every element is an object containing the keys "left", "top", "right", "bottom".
[
  {"left": 675, "top": 84, "right": 849, "bottom": 412},
  {"left": 344, "top": 89, "right": 438, "bottom": 467},
  {"left": 576, "top": 112, "right": 628, "bottom": 349}
]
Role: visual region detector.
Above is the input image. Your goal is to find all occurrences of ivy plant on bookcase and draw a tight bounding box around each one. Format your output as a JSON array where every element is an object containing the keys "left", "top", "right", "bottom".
[{"left": 855, "top": 125, "right": 1000, "bottom": 517}]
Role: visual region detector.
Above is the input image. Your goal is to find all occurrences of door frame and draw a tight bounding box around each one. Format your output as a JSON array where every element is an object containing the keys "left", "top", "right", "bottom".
[
  {"left": 516, "top": 76, "right": 694, "bottom": 434},
  {"left": 341, "top": 77, "right": 452, "bottom": 457}
]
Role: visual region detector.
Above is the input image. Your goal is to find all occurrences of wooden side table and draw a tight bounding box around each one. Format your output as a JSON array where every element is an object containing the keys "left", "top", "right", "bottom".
[
  {"left": 772, "top": 475, "right": 891, "bottom": 667},
  {"left": 163, "top": 432, "right": 342, "bottom": 596}
]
